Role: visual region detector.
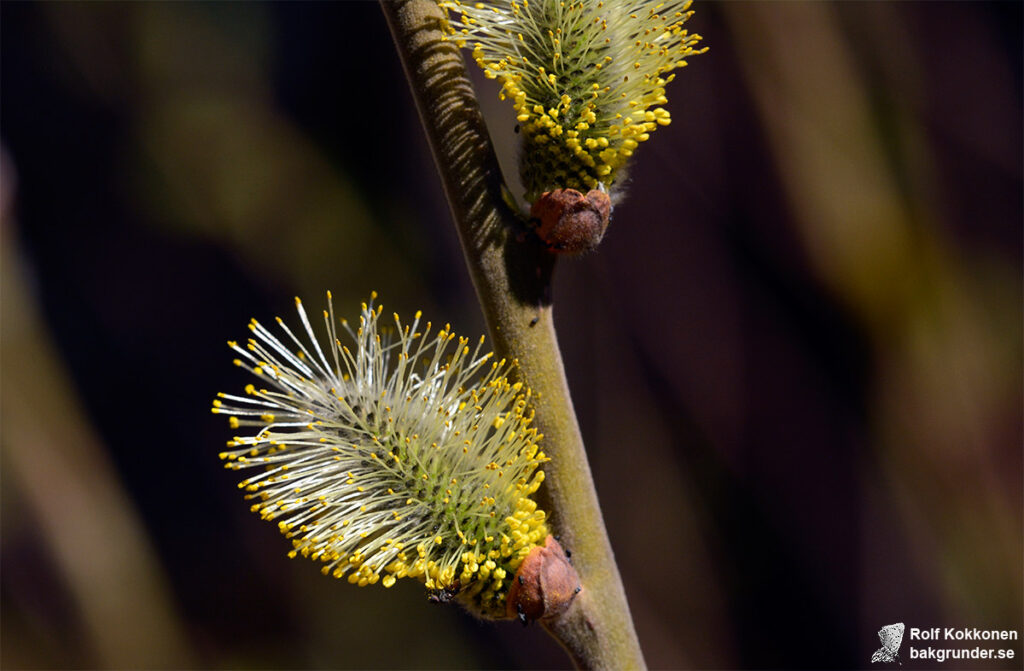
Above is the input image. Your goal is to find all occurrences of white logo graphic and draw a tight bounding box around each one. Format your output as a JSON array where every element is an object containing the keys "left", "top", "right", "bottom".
[{"left": 872, "top": 623, "right": 905, "bottom": 665}]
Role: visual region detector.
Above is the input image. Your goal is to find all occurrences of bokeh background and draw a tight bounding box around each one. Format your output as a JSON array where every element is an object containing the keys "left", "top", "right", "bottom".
[{"left": 2, "top": 2, "right": 1021, "bottom": 669}]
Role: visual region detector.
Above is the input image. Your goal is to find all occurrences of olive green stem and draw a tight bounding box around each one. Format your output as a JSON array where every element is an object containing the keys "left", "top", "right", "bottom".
[{"left": 381, "top": 2, "right": 644, "bottom": 669}]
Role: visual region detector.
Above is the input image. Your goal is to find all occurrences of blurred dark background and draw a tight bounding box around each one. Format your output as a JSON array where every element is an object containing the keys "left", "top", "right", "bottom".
[{"left": 1, "top": 2, "right": 1021, "bottom": 669}]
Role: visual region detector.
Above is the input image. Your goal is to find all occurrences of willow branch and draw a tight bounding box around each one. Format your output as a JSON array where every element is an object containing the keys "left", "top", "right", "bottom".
[{"left": 381, "top": 1, "right": 644, "bottom": 668}]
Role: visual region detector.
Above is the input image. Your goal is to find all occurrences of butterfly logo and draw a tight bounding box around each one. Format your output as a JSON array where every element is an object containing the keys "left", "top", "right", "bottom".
[{"left": 871, "top": 622, "right": 905, "bottom": 665}]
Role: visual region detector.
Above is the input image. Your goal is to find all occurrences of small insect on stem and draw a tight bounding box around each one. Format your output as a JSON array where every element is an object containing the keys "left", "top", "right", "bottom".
[
  {"left": 427, "top": 580, "right": 461, "bottom": 605},
  {"left": 530, "top": 188, "right": 612, "bottom": 255}
]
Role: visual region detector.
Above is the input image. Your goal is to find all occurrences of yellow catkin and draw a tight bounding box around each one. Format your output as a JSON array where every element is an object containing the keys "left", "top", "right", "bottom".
[
  {"left": 215, "top": 293, "right": 550, "bottom": 618},
  {"left": 441, "top": 0, "right": 706, "bottom": 202}
]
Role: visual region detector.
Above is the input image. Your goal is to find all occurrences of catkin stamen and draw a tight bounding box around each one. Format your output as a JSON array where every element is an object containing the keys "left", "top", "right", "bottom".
[{"left": 215, "top": 293, "right": 550, "bottom": 618}]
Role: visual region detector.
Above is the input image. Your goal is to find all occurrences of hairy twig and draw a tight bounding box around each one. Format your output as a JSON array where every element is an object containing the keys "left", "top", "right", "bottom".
[{"left": 381, "top": 1, "right": 644, "bottom": 668}]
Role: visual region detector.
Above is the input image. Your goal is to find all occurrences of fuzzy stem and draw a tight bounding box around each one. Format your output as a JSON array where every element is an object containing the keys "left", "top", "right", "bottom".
[{"left": 381, "top": 1, "right": 645, "bottom": 669}]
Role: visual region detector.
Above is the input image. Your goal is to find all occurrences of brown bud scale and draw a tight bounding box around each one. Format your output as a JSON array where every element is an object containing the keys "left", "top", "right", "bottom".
[
  {"left": 530, "top": 188, "right": 612, "bottom": 255},
  {"left": 505, "top": 534, "right": 581, "bottom": 621}
]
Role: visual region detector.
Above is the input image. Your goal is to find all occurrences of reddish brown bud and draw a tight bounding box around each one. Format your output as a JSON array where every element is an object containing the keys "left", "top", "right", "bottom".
[
  {"left": 530, "top": 188, "right": 612, "bottom": 254},
  {"left": 506, "top": 535, "right": 581, "bottom": 622}
]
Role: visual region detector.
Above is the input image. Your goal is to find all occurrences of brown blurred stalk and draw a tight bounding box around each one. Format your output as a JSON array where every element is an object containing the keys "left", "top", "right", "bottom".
[
  {"left": 1, "top": 155, "right": 191, "bottom": 668},
  {"left": 723, "top": 2, "right": 1021, "bottom": 625}
]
